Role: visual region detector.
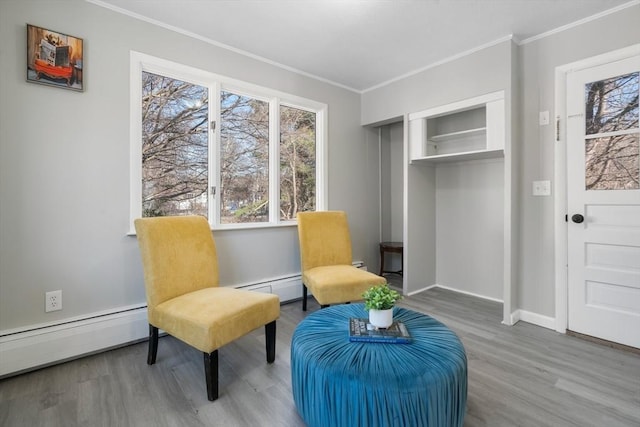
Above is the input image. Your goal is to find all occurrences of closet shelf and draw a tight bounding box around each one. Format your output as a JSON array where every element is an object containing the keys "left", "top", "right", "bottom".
[
  {"left": 412, "top": 148, "right": 504, "bottom": 163},
  {"left": 429, "top": 127, "right": 486, "bottom": 142}
]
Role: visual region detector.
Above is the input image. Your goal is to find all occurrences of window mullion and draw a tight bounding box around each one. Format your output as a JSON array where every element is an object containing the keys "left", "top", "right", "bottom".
[
  {"left": 316, "top": 107, "right": 328, "bottom": 211},
  {"left": 210, "top": 82, "right": 221, "bottom": 227},
  {"left": 269, "top": 98, "right": 280, "bottom": 224}
]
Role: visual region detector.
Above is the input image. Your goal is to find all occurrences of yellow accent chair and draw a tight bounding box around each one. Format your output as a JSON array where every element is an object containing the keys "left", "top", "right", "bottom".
[
  {"left": 297, "top": 211, "right": 387, "bottom": 311},
  {"left": 134, "top": 215, "right": 280, "bottom": 401}
]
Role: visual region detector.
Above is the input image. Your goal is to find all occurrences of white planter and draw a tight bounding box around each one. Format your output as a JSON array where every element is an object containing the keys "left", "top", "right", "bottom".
[{"left": 369, "top": 308, "right": 393, "bottom": 328}]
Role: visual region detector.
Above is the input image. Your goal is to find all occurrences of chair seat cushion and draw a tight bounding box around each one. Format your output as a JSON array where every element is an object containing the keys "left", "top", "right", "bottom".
[
  {"left": 303, "top": 265, "right": 387, "bottom": 305},
  {"left": 152, "top": 287, "right": 280, "bottom": 353}
]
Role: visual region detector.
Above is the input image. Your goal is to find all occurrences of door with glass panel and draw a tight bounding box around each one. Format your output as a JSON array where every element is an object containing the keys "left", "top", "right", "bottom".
[{"left": 566, "top": 55, "right": 640, "bottom": 348}]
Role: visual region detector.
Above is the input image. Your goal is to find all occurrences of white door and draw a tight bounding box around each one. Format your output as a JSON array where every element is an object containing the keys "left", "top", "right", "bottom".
[{"left": 566, "top": 55, "right": 640, "bottom": 348}]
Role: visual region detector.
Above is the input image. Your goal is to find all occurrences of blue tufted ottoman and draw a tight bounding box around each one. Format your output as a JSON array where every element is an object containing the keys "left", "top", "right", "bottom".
[{"left": 291, "top": 304, "right": 467, "bottom": 427}]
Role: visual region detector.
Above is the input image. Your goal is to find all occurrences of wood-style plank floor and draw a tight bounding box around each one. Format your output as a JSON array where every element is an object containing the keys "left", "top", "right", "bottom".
[{"left": 1, "top": 286, "right": 639, "bottom": 426}]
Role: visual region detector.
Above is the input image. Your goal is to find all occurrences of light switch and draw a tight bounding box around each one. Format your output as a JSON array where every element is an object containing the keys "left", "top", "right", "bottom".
[
  {"left": 532, "top": 180, "right": 551, "bottom": 196},
  {"left": 539, "top": 111, "right": 550, "bottom": 126}
]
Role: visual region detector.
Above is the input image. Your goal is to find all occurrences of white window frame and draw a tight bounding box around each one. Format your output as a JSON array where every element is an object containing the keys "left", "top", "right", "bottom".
[{"left": 129, "top": 51, "right": 327, "bottom": 233}]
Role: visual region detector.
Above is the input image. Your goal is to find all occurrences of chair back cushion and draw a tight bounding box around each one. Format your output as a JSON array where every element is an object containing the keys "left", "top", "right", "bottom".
[
  {"left": 134, "top": 215, "right": 219, "bottom": 310},
  {"left": 297, "top": 211, "right": 353, "bottom": 271}
]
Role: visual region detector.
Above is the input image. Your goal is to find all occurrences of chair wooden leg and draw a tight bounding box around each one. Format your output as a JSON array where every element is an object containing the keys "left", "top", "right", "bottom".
[
  {"left": 265, "top": 321, "right": 276, "bottom": 363},
  {"left": 320, "top": 304, "right": 329, "bottom": 309},
  {"left": 147, "top": 325, "right": 158, "bottom": 365},
  {"left": 302, "top": 284, "right": 308, "bottom": 311},
  {"left": 204, "top": 350, "right": 219, "bottom": 401}
]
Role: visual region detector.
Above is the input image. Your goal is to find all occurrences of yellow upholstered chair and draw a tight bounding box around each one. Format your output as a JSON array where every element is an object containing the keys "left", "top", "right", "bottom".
[
  {"left": 297, "top": 211, "right": 387, "bottom": 311},
  {"left": 134, "top": 215, "right": 280, "bottom": 401}
]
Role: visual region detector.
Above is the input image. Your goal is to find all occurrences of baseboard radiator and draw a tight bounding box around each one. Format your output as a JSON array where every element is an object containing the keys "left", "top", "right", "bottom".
[
  {"left": 0, "top": 262, "right": 371, "bottom": 378},
  {"left": 0, "top": 274, "right": 304, "bottom": 378}
]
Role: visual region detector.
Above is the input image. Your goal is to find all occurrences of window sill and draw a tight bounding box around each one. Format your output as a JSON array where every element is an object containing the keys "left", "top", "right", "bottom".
[{"left": 126, "top": 220, "right": 297, "bottom": 236}]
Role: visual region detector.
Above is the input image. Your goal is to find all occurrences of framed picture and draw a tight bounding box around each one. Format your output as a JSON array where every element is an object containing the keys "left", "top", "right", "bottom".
[{"left": 26, "top": 24, "right": 84, "bottom": 92}]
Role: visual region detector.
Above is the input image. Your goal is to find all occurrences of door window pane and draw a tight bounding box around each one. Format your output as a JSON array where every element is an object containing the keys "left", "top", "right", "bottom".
[
  {"left": 220, "top": 91, "right": 269, "bottom": 224},
  {"left": 141, "top": 72, "right": 209, "bottom": 217},
  {"left": 280, "top": 106, "right": 316, "bottom": 220},
  {"left": 585, "top": 134, "right": 639, "bottom": 190},
  {"left": 585, "top": 72, "right": 638, "bottom": 135},
  {"left": 584, "top": 71, "right": 639, "bottom": 190}
]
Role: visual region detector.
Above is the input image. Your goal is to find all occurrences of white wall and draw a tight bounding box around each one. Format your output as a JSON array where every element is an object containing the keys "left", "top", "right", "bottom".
[{"left": 0, "top": 0, "right": 373, "bottom": 332}]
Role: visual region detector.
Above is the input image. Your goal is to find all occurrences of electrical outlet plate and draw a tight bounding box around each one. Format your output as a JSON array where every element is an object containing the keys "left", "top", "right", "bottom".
[
  {"left": 532, "top": 180, "right": 551, "bottom": 196},
  {"left": 45, "top": 290, "right": 62, "bottom": 312}
]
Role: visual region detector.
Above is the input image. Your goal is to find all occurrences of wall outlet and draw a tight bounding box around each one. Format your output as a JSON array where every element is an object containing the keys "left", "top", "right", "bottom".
[
  {"left": 532, "top": 180, "right": 551, "bottom": 196},
  {"left": 45, "top": 290, "right": 62, "bottom": 312}
]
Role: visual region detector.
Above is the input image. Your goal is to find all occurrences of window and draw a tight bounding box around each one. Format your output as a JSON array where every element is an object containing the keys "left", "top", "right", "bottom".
[
  {"left": 141, "top": 72, "right": 209, "bottom": 217},
  {"left": 280, "top": 105, "right": 317, "bottom": 220},
  {"left": 584, "top": 72, "right": 639, "bottom": 190},
  {"left": 130, "top": 52, "right": 327, "bottom": 229},
  {"left": 220, "top": 91, "right": 270, "bottom": 223}
]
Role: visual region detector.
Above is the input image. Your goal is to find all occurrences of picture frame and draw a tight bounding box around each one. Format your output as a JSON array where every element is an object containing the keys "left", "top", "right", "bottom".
[{"left": 26, "top": 24, "right": 84, "bottom": 92}]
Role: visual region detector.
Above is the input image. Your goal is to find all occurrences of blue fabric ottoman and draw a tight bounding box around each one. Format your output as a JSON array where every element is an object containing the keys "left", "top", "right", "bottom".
[{"left": 291, "top": 304, "right": 467, "bottom": 427}]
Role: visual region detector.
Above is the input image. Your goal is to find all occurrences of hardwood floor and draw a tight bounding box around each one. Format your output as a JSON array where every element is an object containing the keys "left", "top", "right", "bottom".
[{"left": 1, "top": 287, "right": 638, "bottom": 426}]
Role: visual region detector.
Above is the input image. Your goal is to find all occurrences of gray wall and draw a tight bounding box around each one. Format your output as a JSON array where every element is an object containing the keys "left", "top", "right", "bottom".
[
  {"left": 516, "top": 5, "right": 640, "bottom": 317},
  {"left": 363, "top": 5, "right": 640, "bottom": 317},
  {"left": 436, "top": 159, "right": 504, "bottom": 300},
  {"left": 361, "top": 42, "right": 513, "bottom": 126},
  {"left": 364, "top": 42, "right": 513, "bottom": 296},
  {"left": 379, "top": 122, "right": 403, "bottom": 272},
  {"left": 0, "top": 0, "right": 374, "bottom": 330},
  {"left": 2, "top": 0, "right": 638, "bottom": 332}
]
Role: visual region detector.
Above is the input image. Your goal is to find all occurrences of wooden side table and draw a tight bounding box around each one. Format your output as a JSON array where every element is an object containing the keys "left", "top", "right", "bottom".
[{"left": 379, "top": 241, "right": 403, "bottom": 276}]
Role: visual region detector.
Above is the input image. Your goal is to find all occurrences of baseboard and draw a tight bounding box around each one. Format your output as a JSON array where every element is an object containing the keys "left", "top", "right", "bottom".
[
  {"left": 0, "top": 275, "right": 308, "bottom": 377},
  {"left": 406, "top": 284, "right": 438, "bottom": 296},
  {"left": 510, "top": 309, "right": 556, "bottom": 330},
  {"left": 237, "top": 274, "right": 303, "bottom": 302},
  {"left": 411, "top": 285, "right": 555, "bottom": 331},
  {"left": 415, "top": 284, "right": 504, "bottom": 303},
  {"left": 0, "top": 304, "right": 149, "bottom": 378},
  {"left": 0, "top": 265, "right": 368, "bottom": 378}
]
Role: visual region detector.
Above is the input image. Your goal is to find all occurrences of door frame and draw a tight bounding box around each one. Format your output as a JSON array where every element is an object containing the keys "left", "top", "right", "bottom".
[{"left": 553, "top": 43, "right": 640, "bottom": 334}]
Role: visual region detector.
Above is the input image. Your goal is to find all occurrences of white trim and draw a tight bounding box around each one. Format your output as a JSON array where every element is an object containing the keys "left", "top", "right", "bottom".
[
  {"left": 409, "top": 285, "right": 555, "bottom": 329},
  {"left": 554, "top": 64, "right": 569, "bottom": 334},
  {"left": 402, "top": 114, "right": 410, "bottom": 296},
  {"left": 236, "top": 274, "right": 303, "bottom": 302},
  {"left": 434, "top": 285, "right": 503, "bottom": 303},
  {"left": 409, "top": 284, "right": 503, "bottom": 303},
  {"left": 508, "top": 309, "right": 521, "bottom": 326},
  {"left": 86, "top": 0, "right": 360, "bottom": 93},
  {"left": 553, "top": 43, "right": 640, "bottom": 334},
  {"left": 510, "top": 309, "right": 556, "bottom": 331},
  {"left": 90, "top": 0, "right": 639, "bottom": 95},
  {"left": 520, "top": 0, "right": 640, "bottom": 45},
  {"left": 408, "top": 90, "right": 505, "bottom": 121},
  {"left": 0, "top": 272, "right": 312, "bottom": 378},
  {"left": 407, "top": 283, "right": 437, "bottom": 297},
  {"left": 0, "top": 305, "right": 149, "bottom": 378},
  {"left": 128, "top": 51, "right": 328, "bottom": 233}
]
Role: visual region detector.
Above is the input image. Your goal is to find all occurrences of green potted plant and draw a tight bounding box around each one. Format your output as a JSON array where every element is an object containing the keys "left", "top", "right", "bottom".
[{"left": 362, "top": 283, "right": 402, "bottom": 328}]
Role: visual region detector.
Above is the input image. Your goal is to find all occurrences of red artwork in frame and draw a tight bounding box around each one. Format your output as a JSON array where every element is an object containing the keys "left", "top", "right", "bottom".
[{"left": 26, "top": 24, "right": 84, "bottom": 92}]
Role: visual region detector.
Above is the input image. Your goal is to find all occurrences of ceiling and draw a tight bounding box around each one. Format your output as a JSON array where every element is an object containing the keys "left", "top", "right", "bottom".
[{"left": 90, "top": 0, "right": 634, "bottom": 92}]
